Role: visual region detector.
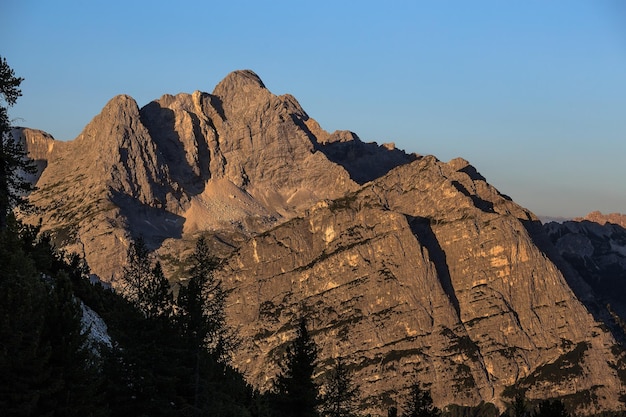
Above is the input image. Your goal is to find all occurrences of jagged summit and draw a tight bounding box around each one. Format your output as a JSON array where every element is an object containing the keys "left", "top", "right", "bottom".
[
  {"left": 79, "top": 94, "right": 141, "bottom": 135},
  {"left": 105, "top": 93, "right": 138, "bottom": 108},
  {"left": 18, "top": 70, "right": 626, "bottom": 416},
  {"left": 20, "top": 69, "right": 414, "bottom": 281},
  {"left": 213, "top": 69, "right": 267, "bottom": 93},
  {"left": 212, "top": 69, "right": 269, "bottom": 116},
  {"left": 575, "top": 210, "right": 626, "bottom": 228}
]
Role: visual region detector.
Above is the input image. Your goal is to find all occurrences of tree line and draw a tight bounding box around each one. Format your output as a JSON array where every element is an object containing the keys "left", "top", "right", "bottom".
[
  {"left": 0, "top": 213, "right": 596, "bottom": 417},
  {"left": 0, "top": 209, "right": 440, "bottom": 417}
]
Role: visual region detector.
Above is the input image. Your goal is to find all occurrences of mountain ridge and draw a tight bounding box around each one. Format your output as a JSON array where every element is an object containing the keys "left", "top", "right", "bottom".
[
  {"left": 216, "top": 153, "right": 623, "bottom": 413},
  {"left": 18, "top": 70, "right": 626, "bottom": 415}
]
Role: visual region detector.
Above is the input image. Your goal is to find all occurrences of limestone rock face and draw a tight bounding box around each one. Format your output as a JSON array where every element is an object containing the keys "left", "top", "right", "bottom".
[
  {"left": 13, "top": 127, "right": 60, "bottom": 183},
  {"left": 19, "top": 70, "right": 625, "bottom": 415},
  {"left": 20, "top": 70, "right": 410, "bottom": 282},
  {"left": 220, "top": 156, "right": 625, "bottom": 415}
]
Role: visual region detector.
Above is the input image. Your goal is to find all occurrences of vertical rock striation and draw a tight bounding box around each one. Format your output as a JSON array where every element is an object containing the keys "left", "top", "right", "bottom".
[{"left": 219, "top": 156, "right": 624, "bottom": 415}]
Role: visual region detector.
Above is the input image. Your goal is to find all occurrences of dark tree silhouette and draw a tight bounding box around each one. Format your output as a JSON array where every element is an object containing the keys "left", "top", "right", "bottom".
[
  {"left": 401, "top": 380, "right": 440, "bottom": 417},
  {"left": 320, "top": 356, "right": 360, "bottom": 417},
  {"left": 0, "top": 220, "right": 106, "bottom": 416},
  {"left": 534, "top": 399, "right": 569, "bottom": 417},
  {"left": 176, "top": 236, "right": 236, "bottom": 414},
  {"left": 121, "top": 237, "right": 173, "bottom": 320},
  {"left": 511, "top": 391, "right": 528, "bottom": 417},
  {"left": 273, "top": 317, "right": 320, "bottom": 417},
  {"left": 0, "top": 56, "right": 36, "bottom": 229},
  {"left": 177, "top": 236, "right": 234, "bottom": 361}
]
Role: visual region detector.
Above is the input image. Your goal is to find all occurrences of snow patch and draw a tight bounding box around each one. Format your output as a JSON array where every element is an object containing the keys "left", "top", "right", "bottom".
[{"left": 81, "top": 301, "right": 112, "bottom": 351}]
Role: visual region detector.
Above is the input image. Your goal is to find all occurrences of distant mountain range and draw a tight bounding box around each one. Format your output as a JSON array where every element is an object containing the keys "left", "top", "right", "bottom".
[{"left": 16, "top": 70, "right": 626, "bottom": 415}]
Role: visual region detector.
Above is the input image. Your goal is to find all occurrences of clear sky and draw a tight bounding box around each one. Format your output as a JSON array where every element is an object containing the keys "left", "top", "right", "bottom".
[{"left": 2, "top": 1, "right": 625, "bottom": 218}]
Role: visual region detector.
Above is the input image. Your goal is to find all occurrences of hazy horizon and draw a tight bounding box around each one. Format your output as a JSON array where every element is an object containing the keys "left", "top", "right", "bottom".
[{"left": 2, "top": 1, "right": 625, "bottom": 218}]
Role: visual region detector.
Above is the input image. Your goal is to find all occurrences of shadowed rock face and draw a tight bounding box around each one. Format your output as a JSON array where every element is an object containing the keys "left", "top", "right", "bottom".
[
  {"left": 544, "top": 217, "right": 626, "bottom": 340},
  {"left": 19, "top": 70, "right": 625, "bottom": 415},
  {"left": 219, "top": 156, "right": 625, "bottom": 415}
]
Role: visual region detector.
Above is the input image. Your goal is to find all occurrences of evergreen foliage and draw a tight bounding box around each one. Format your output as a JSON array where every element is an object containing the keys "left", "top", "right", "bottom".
[
  {"left": 0, "top": 213, "right": 264, "bottom": 416},
  {"left": 175, "top": 236, "right": 242, "bottom": 415},
  {"left": 0, "top": 216, "right": 106, "bottom": 416},
  {"left": 121, "top": 237, "right": 173, "bottom": 320},
  {"left": 512, "top": 392, "right": 529, "bottom": 417},
  {"left": 320, "top": 357, "right": 361, "bottom": 417},
  {"left": 0, "top": 56, "right": 36, "bottom": 230},
  {"left": 103, "top": 234, "right": 264, "bottom": 416},
  {"left": 400, "top": 381, "right": 440, "bottom": 417},
  {"left": 273, "top": 317, "right": 320, "bottom": 417},
  {"left": 177, "top": 236, "right": 234, "bottom": 362}
]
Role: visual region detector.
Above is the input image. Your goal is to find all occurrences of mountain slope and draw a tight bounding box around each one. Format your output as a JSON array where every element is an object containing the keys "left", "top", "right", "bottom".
[
  {"left": 19, "top": 70, "right": 626, "bottom": 415},
  {"left": 219, "top": 155, "right": 624, "bottom": 414}
]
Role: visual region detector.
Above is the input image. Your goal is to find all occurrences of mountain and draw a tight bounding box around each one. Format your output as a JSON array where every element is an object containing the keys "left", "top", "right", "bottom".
[
  {"left": 19, "top": 70, "right": 414, "bottom": 283},
  {"left": 19, "top": 70, "right": 626, "bottom": 415}
]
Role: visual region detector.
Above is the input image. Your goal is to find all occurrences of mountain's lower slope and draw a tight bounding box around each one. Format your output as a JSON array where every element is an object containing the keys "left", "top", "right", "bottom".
[{"left": 219, "top": 156, "right": 625, "bottom": 415}]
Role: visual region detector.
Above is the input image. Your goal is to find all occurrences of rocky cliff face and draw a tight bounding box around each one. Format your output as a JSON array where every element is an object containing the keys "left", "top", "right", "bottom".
[
  {"left": 19, "top": 70, "right": 625, "bottom": 415},
  {"left": 544, "top": 214, "right": 626, "bottom": 341},
  {"left": 12, "top": 127, "right": 59, "bottom": 184},
  {"left": 220, "top": 156, "right": 625, "bottom": 415},
  {"left": 21, "top": 70, "right": 414, "bottom": 282}
]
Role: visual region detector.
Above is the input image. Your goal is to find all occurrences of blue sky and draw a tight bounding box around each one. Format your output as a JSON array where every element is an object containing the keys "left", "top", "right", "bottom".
[{"left": 2, "top": 1, "right": 625, "bottom": 218}]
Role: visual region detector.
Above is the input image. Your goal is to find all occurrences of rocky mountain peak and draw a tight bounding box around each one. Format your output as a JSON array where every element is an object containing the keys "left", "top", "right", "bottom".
[
  {"left": 215, "top": 69, "right": 267, "bottom": 91},
  {"left": 212, "top": 69, "right": 268, "bottom": 115},
  {"left": 89, "top": 94, "right": 140, "bottom": 126},
  {"left": 575, "top": 211, "right": 626, "bottom": 228},
  {"left": 18, "top": 70, "right": 626, "bottom": 415},
  {"left": 220, "top": 154, "right": 625, "bottom": 414}
]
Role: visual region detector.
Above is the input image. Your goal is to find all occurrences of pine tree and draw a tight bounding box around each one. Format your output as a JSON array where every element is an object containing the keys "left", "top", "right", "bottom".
[
  {"left": 121, "top": 237, "right": 173, "bottom": 320},
  {"left": 177, "top": 236, "right": 233, "bottom": 361},
  {"left": 0, "top": 217, "right": 107, "bottom": 416},
  {"left": 511, "top": 391, "right": 528, "bottom": 417},
  {"left": 400, "top": 381, "right": 440, "bottom": 417},
  {"left": 39, "top": 271, "right": 106, "bottom": 416},
  {"left": 273, "top": 317, "right": 320, "bottom": 417},
  {"left": 176, "top": 236, "right": 229, "bottom": 414},
  {"left": 0, "top": 56, "right": 36, "bottom": 230},
  {"left": 319, "top": 357, "right": 360, "bottom": 417},
  {"left": 114, "top": 237, "right": 183, "bottom": 414},
  {"left": 0, "top": 222, "right": 50, "bottom": 415}
]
